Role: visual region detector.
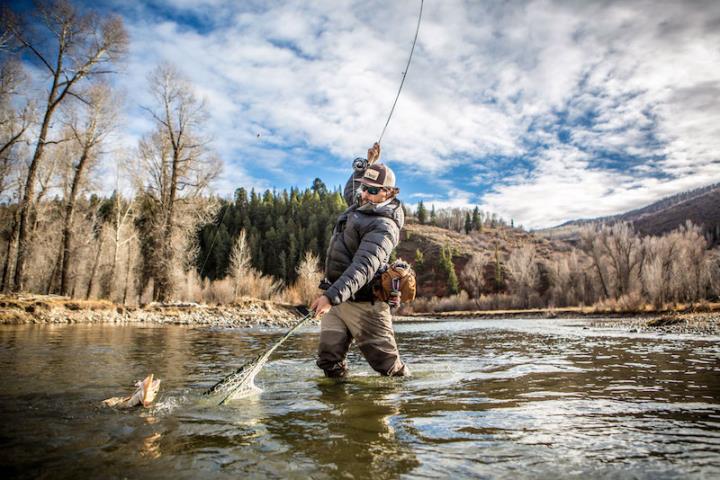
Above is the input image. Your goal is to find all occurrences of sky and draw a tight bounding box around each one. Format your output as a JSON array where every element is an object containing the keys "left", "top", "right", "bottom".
[{"left": 12, "top": 0, "right": 720, "bottom": 229}]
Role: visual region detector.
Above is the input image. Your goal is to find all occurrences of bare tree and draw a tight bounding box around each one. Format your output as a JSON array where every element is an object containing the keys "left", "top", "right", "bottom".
[
  {"left": 673, "top": 221, "right": 709, "bottom": 302},
  {"left": 579, "top": 225, "right": 612, "bottom": 299},
  {"left": 57, "top": 83, "right": 116, "bottom": 295},
  {"left": 544, "top": 251, "right": 586, "bottom": 307},
  {"left": 292, "top": 251, "right": 322, "bottom": 305},
  {"left": 642, "top": 234, "right": 677, "bottom": 308},
  {"left": 599, "top": 223, "right": 644, "bottom": 297},
  {"left": 460, "top": 253, "right": 488, "bottom": 299},
  {"left": 0, "top": 59, "right": 34, "bottom": 199},
  {"left": 228, "top": 229, "right": 251, "bottom": 298},
  {"left": 104, "top": 190, "right": 135, "bottom": 300},
  {"left": 5, "top": 1, "right": 127, "bottom": 291},
  {"left": 505, "top": 244, "right": 539, "bottom": 307},
  {"left": 136, "top": 63, "right": 221, "bottom": 301}
]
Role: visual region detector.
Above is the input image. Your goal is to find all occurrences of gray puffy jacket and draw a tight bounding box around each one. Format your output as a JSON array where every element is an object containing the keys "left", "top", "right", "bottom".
[{"left": 322, "top": 168, "right": 404, "bottom": 305}]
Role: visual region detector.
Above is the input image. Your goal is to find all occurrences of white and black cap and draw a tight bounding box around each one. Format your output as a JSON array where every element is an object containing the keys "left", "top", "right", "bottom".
[{"left": 361, "top": 163, "right": 396, "bottom": 188}]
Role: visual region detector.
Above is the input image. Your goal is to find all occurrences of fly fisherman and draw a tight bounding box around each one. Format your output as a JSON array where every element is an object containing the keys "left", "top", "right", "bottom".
[{"left": 310, "top": 143, "right": 409, "bottom": 378}]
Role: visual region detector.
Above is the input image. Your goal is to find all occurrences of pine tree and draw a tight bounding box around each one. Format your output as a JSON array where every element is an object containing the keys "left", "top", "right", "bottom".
[
  {"left": 195, "top": 178, "right": 347, "bottom": 283},
  {"left": 414, "top": 248, "right": 424, "bottom": 273},
  {"left": 440, "top": 244, "right": 459, "bottom": 294},
  {"left": 417, "top": 201, "right": 427, "bottom": 225},
  {"left": 471, "top": 206, "right": 480, "bottom": 231},
  {"left": 464, "top": 212, "right": 472, "bottom": 234},
  {"left": 494, "top": 240, "right": 503, "bottom": 291},
  {"left": 312, "top": 177, "right": 327, "bottom": 196}
]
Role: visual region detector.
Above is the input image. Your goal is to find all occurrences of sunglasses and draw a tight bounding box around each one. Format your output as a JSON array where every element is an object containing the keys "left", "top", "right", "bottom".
[{"left": 360, "top": 184, "right": 384, "bottom": 195}]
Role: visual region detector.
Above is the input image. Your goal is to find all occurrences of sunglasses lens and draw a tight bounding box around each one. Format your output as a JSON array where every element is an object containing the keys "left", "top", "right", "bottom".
[{"left": 361, "top": 185, "right": 381, "bottom": 194}]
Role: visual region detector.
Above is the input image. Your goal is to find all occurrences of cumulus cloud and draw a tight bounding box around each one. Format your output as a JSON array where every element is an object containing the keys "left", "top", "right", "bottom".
[{"left": 23, "top": 0, "right": 720, "bottom": 228}]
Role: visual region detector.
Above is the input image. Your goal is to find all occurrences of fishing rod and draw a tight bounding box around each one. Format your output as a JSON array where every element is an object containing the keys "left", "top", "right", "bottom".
[{"left": 352, "top": 0, "right": 424, "bottom": 197}]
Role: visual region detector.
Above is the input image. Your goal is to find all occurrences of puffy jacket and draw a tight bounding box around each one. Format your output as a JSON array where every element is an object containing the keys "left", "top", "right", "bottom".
[{"left": 322, "top": 168, "right": 404, "bottom": 305}]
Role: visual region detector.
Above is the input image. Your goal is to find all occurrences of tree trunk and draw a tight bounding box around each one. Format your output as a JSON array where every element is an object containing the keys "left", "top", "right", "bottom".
[
  {"left": 108, "top": 232, "right": 119, "bottom": 300},
  {"left": 86, "top": 233, "right": 105, "bottom": 300},
  {"left": 45, "top": 244, "right": 63, "bottom": 295},
  {"left": 1, "top": 213, "right": 19, "bottom": 292},
  {"left": 155, "top": 151, "right": 180, "bottom": 302},
  {"left": 122, "top": 241, "right": 132, "bottom": 305},
  {"left": 60, "top": 147, "right": 91, "bottom": 296},
  {"left": 12, "top": 72, "right": 62, "bottom": 292}
]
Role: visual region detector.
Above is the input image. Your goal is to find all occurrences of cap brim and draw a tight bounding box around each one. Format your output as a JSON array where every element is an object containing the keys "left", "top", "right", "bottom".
[{"left": 360, "top": 179, "right": 385, "bottom": 188}]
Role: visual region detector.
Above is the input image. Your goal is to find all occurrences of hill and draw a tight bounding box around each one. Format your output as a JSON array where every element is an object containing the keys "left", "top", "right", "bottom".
[
  {"left": 538, "top": 182, "right": 720, "bottom": 243},
  {"left": 396, "top": 223, "right": 572, "bottom": 297}
]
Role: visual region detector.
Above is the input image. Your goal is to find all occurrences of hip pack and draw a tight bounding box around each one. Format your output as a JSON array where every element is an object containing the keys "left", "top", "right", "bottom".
[{"left": 373, "top": 260, "right": 417, "bottom": 307}]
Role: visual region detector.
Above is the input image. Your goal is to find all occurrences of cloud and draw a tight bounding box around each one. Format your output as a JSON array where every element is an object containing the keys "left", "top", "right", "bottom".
[{"left": 16, "top": 0, "right": 720, "bottom": 229}]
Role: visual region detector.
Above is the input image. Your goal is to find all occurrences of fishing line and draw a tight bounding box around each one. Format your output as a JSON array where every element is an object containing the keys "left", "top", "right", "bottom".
[
  {"left": 198, "top": 201, "right": 233, "bottom": 278},
  {"left": 377, "top": 0, "right": 424, "bottom": 144},
  {"left": 202, "top": 1, "right": 424, "bottom": 272}
]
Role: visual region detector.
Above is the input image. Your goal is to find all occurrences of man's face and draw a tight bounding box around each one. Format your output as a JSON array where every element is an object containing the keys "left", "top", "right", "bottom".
[{"left": 360, "top": 184, "right": 389, "bottom": 204}]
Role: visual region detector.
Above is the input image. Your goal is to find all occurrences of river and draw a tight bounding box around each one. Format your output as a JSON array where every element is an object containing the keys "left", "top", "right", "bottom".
[{"left": 1, "top": 318, "right": 719, "bottom": 479}]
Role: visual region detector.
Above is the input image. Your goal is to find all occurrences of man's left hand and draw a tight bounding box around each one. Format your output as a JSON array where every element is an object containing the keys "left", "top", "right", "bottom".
[
  {"left": 310, "top": 295, "right": 332, "bottom": 318},
  {"left": 367, "top": 142, "right": 381, "bottom": 165}
]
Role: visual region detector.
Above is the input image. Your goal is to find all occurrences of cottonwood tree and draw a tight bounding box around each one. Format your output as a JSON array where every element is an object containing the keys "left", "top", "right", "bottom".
[
  {"left": 460, "top": 253, "right": 488, "bottom": 298},
  {"left": 505, "top": 244, "right": 539, "bottom": 308},
  {"left": 599, "top": 223, "right": 644, "bottom": 297},
  {"left": 57, "top": 83, "right": 117, "bottom": 295},
  {"left": 579, "top": 225, "right": 612, "bottom": 299},
  {"left": 0, "top": 59, "right": 34, "bottom": 199},
  {"left": 105, "top": 189, "right": 136, "bottom": 301},
  {"left": 641, "top": 234, "right": 678, "bottom": 308},
  {"left": 544, "top": 251, "right": 586, "bottom": 307},
  {"left": 0, "top": 59, "right": 34, "bottom": 291},
  {"left": 136, "top": 63, "right": 221, "bottom": 301},
  {"left": 673, "top": 221, "right": 710, "bottom": 302},
  {"left": 4, "top": 0, "right": 127, "bottom": 291}
]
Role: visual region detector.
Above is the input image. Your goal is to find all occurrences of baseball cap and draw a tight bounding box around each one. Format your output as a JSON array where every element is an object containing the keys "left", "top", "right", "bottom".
[{"left": 361, "top": 163, "right": 396, "bottom": 188}]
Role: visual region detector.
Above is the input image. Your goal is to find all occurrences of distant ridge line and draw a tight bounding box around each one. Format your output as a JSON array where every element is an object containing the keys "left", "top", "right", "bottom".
[{"left": 539, "top": 181, "right": 720, "bottom": 242}]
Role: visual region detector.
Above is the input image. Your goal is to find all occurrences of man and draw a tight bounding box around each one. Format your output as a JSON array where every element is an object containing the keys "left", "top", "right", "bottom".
[{"left": 310, "top": 142, "right": 409, "bottom": 378}]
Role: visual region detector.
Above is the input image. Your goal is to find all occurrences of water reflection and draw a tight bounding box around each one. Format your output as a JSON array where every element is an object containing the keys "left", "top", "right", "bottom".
[
  {"left": 262, "top": 377, "right": 419, "bottom": 478},
  {"left": 0, "top": 321, "right": 719, "bottom": 479}
]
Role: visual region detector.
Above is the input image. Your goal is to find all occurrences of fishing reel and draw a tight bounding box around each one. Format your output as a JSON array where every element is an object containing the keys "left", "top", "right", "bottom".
[{"left": 352, "top": 157, "right": 368, "bottom": 172}]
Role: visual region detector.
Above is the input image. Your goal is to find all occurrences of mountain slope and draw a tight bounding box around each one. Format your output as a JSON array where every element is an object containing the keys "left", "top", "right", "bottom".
[
  {"left": 539, "top": 182, "right": 720, "bottom": 242},
  {"left": 396, "top": 223, "right": 570, "bottom": 297}
]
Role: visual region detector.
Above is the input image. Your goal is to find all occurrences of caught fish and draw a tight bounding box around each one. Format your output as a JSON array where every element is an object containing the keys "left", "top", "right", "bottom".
[
  {"left": 204, "top": 310, "right": 314, "bottom": 405},
  {"left": 103, "top": 374, "right": 161, "bottom": 409}
]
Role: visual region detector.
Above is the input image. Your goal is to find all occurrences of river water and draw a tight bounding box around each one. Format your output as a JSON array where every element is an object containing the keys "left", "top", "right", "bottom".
[{"left": 1, "top": 318, "right": 719, "bottom": 479}]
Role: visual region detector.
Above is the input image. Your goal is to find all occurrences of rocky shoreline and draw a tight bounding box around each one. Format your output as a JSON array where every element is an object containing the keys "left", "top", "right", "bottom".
[
  {"left": 586, "top": 312, "right": 720, "bottom": 336},
  {"left": 0, "top": 295, "right": 309, "bottom": 328},
  {"left": 2, "top": 295, "right": 718, "bottom": 336},
  {"left": 398, "top": 307, "right": 720, "bottom": 336}
]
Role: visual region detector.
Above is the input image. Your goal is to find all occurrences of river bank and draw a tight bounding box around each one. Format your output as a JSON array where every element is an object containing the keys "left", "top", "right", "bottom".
[
  {"left": 398, "top": 303, "right": 720, "bottom": 336},
  {"left": 0, "top": 295, "right": 305, "bottom": 328},
  {"left": 2, "top": 294, "right": 719, "bottom": 336}
]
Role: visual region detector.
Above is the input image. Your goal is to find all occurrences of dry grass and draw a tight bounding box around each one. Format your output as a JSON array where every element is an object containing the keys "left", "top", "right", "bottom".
[
  {"left": 63, "top": 300, "right": 115, "bottom": 311},
  {"left": 0, "top": 294, "right": 111, "bottom": 312},
  {"left": 0, "top": 309, "right": 33, "bottom": 324}
]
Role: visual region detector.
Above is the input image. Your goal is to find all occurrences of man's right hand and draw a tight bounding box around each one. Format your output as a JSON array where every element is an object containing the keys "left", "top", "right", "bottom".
[
  {"left": 310, "top": 295, "right": 332, "bottom": 318},
  {"left": 367, "top": 142, "right": 381, "bottom": 165}
]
